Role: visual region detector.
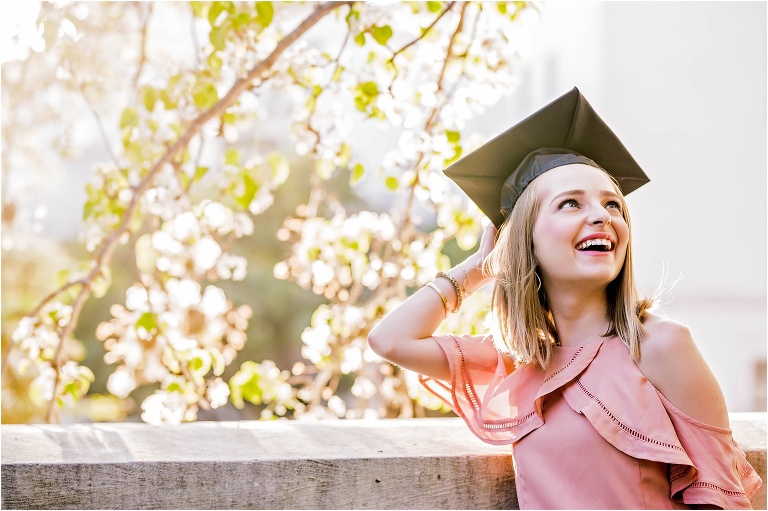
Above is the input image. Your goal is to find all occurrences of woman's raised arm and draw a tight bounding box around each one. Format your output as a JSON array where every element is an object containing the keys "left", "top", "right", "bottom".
[{"left": 368, "top": 224, "right": 497, "bottom": 381}]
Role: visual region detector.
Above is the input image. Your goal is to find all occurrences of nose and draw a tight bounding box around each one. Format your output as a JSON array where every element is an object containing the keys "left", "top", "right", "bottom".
[{"left": 587, "top": 205, "right": 611, "bottom": 226}]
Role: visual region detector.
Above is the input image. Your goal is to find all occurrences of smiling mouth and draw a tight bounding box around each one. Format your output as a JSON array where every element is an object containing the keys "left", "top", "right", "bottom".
[{"left": 575, "top": 239, "right": 613, "bottom": 252}]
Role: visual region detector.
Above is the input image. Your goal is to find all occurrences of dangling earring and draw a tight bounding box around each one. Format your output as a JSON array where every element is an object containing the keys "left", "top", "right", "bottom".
[{"left": 535, "top": 273, "right": 542, "bottom": 292}]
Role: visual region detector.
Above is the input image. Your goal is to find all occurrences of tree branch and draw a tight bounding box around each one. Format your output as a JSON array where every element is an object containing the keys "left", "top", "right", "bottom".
[
  {"left": 386, "top": 1, "right": 456, "bottom": 93},
  {"left": 131, "top": 2, "right": 153, "bottom": 90},
  {"left": 72, "top": 70, "right": 122, "bottom": 169},
  {"left": 389, "top": 2, "right": 455, "bottom": 60},
  {"left": 36, "top": 1, "right": 353, "bottom": 423},
  {"left": 400, "top": 2, "right": 468, "bottom": 233}
]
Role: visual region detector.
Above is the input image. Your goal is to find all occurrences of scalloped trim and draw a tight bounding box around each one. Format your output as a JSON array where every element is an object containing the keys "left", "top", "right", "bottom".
[
  {"left": 576, "top": 379, "right": 685, "bottom": 452},
  {"left": 454, "top": 337, "right": 536, "bottom": 432},
  {"left": 542, "top": 347, "right": 583, "bottom": 384},
  {"left": 688, "top": 481, "right": 747, "bottom": 498}
]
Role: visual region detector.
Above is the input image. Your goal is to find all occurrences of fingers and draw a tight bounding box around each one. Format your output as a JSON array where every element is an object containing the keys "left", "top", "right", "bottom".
[{"left": 480, "top": 223, "right": 497, "bottom": 257}]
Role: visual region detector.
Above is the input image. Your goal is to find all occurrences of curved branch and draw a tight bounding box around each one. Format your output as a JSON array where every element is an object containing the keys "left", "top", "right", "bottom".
[
  {"left": 400, "top": 2, "right": 469, "bottom": 232},
  {"left": 37, "top": 1, "right": 353, "bottom": 423},
  {"left": 132, "top": 2, "right": 153, "bottom": 90},
  {"left": 386, "top": 1, "right": 456, "bottom": 92},
  {"left": 73, "top": 73, "right": 122, "bottom": 169},
  {"left": 389, "top": 2, "right": 456, "bottom": 60}
]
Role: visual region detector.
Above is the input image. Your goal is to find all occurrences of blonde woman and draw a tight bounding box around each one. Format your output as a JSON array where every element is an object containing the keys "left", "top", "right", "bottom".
[{"left": 368, "top": 88, "right": 761, "bottom": 509}]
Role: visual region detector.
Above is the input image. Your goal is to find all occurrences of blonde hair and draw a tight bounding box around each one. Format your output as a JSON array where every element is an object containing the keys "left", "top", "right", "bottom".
[{"left": 484, "top": 172, "right": 652, "bottom": 370}]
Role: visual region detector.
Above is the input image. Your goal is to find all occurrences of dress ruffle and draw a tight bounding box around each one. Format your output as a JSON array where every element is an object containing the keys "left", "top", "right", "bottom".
[{"left": 419, "top": 334, "right": 762, "bottom": 509}]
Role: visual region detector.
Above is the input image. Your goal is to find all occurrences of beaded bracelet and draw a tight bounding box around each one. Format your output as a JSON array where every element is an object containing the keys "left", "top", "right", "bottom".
[
  {"left": 436, "top": 271, "right": 463, "bottom": 313},
  {"left": 426, "top": 282, "right": 449, "bottom": 318}
]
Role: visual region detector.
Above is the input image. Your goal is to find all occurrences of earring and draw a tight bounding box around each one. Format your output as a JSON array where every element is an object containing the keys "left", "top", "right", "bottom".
[{"left": 535, "top": 273, "right": 542, "bottom": 292}]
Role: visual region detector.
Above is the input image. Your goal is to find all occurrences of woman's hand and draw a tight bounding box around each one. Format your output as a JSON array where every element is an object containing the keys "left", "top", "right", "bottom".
[
  {"left": 458, "top": 223, "right": 498, "bottom": 295},
  {"left": 367, "top": 222, "right": 498, "bottom": 380}
]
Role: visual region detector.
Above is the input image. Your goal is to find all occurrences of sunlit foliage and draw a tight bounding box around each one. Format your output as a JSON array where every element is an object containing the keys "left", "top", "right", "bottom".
[{"left": 1, "top": 1, "right": 538, "bottom": 424}]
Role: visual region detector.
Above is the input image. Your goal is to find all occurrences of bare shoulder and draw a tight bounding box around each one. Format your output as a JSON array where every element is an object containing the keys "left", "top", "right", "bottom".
[
  {"left": 635, "top": 312, "right": 730, "bottom": 429},
  {"left": 639, "top": 313, "right": 695, "bottom": 359}
]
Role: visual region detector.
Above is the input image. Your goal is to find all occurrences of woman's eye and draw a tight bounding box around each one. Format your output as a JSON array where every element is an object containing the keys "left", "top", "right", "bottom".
[
  {"left": 558, "top": 199, "right": 579, "bottom": 209},
  {"left": 605, "top": 200, "right": 622, "bottom": 210}
]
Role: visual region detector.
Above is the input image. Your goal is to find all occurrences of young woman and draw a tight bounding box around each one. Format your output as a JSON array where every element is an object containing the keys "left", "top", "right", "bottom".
[{"left": 368, "top": 88, "right": 761, "bottom": 509}]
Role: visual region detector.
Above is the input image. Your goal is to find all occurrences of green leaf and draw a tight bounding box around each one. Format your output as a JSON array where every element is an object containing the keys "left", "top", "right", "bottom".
[
  {"left": 191, "top": 2, "right": 208, "bottom": 18},
  {"left": 210, "top": 349, "right": 225, "bottom": 377},
  {"left": 194, "top": 166, "right": 210, "bottom": 183},
  {"left": 190, "top": 356, "right": 205, "bottom": 373},
  {"left": 225, "top": 148, "right": 240, "bottom": 166},
  {"left": 192, "top": 81, "right": 219, "bottom": 110},
  {"left": 209, "top": 26, "right": 226, "bottom": 51},
  {"left": 371, "top": 25, "right": 393, "bottom": 46},
  {"left": 208, "top": 53, "right": 223, "bottom": 78},
  {"left": 235, "top": 172, "right": 258, "bottom": 210},
  {"left": 56, "top": 268, "right": 70, "bottom": 287},
  {"left": 135, "top": 312, "right": 157, "bottom": 332},
  {"left": 332, "top": 65, "right": 344, "bottom": 83},
  {"left": 350, "top": 163, "right": 365, "bottom": 186},
  {"left": 353, "top": 97, "right": 366, "bottom": 112},
  {"left": 337, "top": 143, "right": 352, "bottom": 167},
  {"left": 82, "top": 200, "right": 94, "bottom": 221},
  {"left": 256, "top": 2, "right": 274, "bottom": 27},
  {"left": 359, "top": 81, "right": 379, "bottom": 97},
  {"left": 159, "top": 91, "right": 177, "bottom": 111},
  {"left": 208, "top": 2, "right": 226, "bottom": 26},
  {"left": 385, "top": 176, "right": 399, "bottom": 191},
  {"left": 427, "top": 1, "right": 442, "bottom": 13},
  {"left": 267, "top": 153, "right": 289, "bottom": 185},
  {"left": 232, "top": 12, "right": 251, "bottom": 29},
  {"left": 168, "top": 73, "right": 183, "bottom": 91},
  {"left": 222, "top": 112, "right": 237, "bottom": 124},
  {"left": 446, "top": 130, "right": 460, "bottom": 143},
  {"left": 90, "top": 266, "right": 112, "bottom": 299},
  {"left": 140, "top": 85, "right": 157, "bottom": 112},
  {"left": 444, "top": 145, "right": 463, "bottom": 166},
  {"left": 497, "top": 2, "right": 508, "bottom": 14},
  {"left": 345, "top": 8, "right": 360, "bottom": 24},
  {"left": 119, "top": 107, "right": 139, "bottom": 130},
  {"left": 354, "top": 31, "right": 366, "bottom": 46}
]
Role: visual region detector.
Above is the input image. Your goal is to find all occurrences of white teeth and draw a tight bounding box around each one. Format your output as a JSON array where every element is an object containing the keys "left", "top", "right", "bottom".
[{"left": 576, "top": 239, "right": 613, "bottom": 251}]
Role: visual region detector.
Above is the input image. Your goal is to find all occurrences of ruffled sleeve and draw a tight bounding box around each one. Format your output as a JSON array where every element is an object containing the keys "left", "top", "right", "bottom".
[
  {"left": 419, "top": 334, "right": 545, "bottom": 445},
  {"left": 658, "top": 390, "right": 762, "bottom": 509}
]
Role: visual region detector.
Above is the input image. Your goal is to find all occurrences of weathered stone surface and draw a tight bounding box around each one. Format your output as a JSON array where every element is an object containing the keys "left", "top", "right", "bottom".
[{"left": 1, "top": 415, "right": 764, "bottom": 510}]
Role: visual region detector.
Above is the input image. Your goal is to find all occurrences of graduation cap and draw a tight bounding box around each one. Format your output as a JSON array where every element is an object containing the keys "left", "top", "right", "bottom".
[{"left": 444, "top": 87, "right": 650, "bottom": 227}]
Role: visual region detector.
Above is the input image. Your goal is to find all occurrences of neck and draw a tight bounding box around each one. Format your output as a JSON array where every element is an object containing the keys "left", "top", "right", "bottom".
[{"left": 543, "top": 284, "right": 610, "bottom": 347}]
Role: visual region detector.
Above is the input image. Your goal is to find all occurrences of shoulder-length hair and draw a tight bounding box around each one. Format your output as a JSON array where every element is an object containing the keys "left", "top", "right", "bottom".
[{"left": 483, "top": 171, "right": 652, "bottom": 370}]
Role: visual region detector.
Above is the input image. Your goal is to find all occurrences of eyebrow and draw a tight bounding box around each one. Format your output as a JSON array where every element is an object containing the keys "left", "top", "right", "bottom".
[{"left": 548, "top": 189, "right": 622, "bottom": 206}]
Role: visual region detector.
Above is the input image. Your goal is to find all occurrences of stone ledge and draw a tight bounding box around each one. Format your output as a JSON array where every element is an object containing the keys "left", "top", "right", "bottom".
[{"left": 1, "top": 414, "right": 765, "bottom": 509}]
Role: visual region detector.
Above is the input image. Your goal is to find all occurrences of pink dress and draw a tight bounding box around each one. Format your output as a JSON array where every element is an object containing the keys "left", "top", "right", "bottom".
[{"left": 420, "top": 334, "right": 762, "bottom": 509}]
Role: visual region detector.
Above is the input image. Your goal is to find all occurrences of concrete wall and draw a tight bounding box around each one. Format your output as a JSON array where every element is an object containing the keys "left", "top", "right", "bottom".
[{"left": 2, "top": 416, "right": 765, "bottom": 510}]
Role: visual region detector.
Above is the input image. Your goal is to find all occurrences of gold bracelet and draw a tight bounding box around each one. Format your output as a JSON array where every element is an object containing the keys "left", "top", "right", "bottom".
[
  {"left": 436, "top": 271, "right": 462, "bottom": 313},
  {"left": 426, "top": 282, "right": 448, "bottom": 318}
]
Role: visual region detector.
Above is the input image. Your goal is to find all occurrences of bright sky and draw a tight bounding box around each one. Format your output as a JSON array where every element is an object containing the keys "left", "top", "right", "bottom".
[{"left": 0, "top": 1, "right": 43, "bottom": 64}]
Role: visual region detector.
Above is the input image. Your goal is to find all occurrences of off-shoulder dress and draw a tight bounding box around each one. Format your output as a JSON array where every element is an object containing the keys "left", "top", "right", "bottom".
[{"left": 420, "top": 334, "right": 762, "bottom": 509}]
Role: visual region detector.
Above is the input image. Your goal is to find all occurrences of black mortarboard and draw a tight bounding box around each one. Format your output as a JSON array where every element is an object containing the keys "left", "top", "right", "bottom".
[{"left": 444, "top": 87, "right": 650, "bottom": 227}]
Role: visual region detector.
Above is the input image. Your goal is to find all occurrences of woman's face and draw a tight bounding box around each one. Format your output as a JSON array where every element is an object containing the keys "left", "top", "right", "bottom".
[{"left": 531, "top": 164, "right": 629, "bottom": 291}]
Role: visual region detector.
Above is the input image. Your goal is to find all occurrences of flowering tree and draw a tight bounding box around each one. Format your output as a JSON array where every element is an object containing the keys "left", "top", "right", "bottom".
[{"left": 1, "top": 1, "right": 537, "bottom": 424}]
